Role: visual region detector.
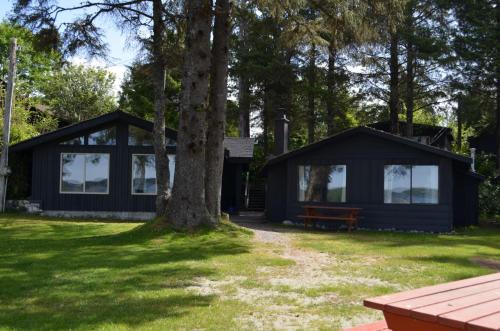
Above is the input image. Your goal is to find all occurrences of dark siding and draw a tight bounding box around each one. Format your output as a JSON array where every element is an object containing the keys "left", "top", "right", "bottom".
[
  {"left": 32, "top": 122, "right": 153, "bottom": 211},
  {"left": 221, "top": 162, "right": 244, "bottom": 213},
  {"left": 453, "top": 170, "right": 480, "bottom": 227},
  {"left": 28, "top": 118, "right": 242, "bottom": 213},
  {"left": 265, "top": 162, "right": 287, "bottom": 221},
  {"left": 266, "top": 132, "right": 456, "bottom": 232}
]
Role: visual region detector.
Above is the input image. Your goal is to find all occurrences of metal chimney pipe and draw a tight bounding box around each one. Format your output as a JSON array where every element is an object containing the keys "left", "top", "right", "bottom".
[
  {"left": 274, "top": 112, "right": 289, "bottom": 155},
  {"left": 470, "top": 148, "right": 476, "bottom": 172}
]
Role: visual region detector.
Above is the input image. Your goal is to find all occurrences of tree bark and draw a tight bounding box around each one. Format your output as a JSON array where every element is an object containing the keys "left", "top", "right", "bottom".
[
  {"left": 205, "top": 0, "right": 231, "bottom": 218},
  {"left": 405, "top": 4, "right": 415, "bottom": 138},
  {"left": 496, "top": 65, "right": 500, "bottom": 168},
  {"left": 238, "top": 77, "right": 251, "bottom": 137},
  {"left": 237, "top": 7, "right": 250, "bottom": 138},
  {"left": 165, "top": 0, "right": 213, "bottom": 229},
  {"left": 307, "top": 43, "right": 316, "bottom": 143},
  {"left": 389, "top": 31, "right": 400, "bottom": 135},
  {"left": 457, "top": 100, "right": 463, "bottom": 152},
  {"left": 263, "top": 82, "right": 270, "bottom": 156},
  {"left": 151, "top": 0, "right": 170, "bottom": 216},
  {"left": 326, "top": 40, "right": 337, "bottom": 135},
  {"left": 496, "top": 2, "right": 500, "bottom": 169}
]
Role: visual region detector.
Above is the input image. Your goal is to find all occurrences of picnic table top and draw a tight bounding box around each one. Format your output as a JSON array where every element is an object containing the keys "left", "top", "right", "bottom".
[
  {"left": 364, "top": 272, "right": 500, "bottom": 331},
  {"left": 301, "top": 205, "right": 362, "bottom": 211}
]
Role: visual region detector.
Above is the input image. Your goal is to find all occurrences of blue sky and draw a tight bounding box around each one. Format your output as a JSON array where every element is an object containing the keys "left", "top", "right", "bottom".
[{"left": 0, "top": 0, "right": 138, "bottom": 94}]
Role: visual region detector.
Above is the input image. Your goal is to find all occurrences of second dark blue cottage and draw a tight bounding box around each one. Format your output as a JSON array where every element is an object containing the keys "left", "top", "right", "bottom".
[{"left": 264, "top": 118, "right": 482, "bottom": 232}]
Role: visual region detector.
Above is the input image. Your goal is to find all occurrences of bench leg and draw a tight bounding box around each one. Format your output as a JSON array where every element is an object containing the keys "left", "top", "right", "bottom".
[{"left": 348, "top": 220, "right": 356, "bottom": 232}]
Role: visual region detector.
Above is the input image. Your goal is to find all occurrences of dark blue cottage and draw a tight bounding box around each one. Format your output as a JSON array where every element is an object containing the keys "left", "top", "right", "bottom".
[
  {"left": 9, "top": 111, "right": 254, "bottom": 219},
  {"left": 264, "top": 118, "right": 482, "bottom": 232}
]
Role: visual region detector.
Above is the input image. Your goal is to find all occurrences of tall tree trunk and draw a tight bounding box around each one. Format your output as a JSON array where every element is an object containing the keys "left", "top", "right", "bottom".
[
  {"left": 496, "top": 3, "right": 500, "bottom": 169},
  {"left": 205, "top": 0, "right": 231, "bottom": 218},
  {"left": 457, "top": 101, "right": 463, "bottom": 152},
  {"left": 165, "top": 0, "right": 212, "bottom": 229},
  {"left": 389, "top": 31, "right": 400, "bottom": 135},
  {"left": 151, "top": 0, "right": 170, "bottom": 216},
  {"left": 237, "top": 8, "right": 250, "bottom": 138},
  {"left": 263, "top": 83, "right": 270, "bottom": 156},
  {"left": 307, "top": 43, "right": 316, "bottom": 143},
  {"left": 326, "top": 40, "right": 337, "bottom": 135},
  {"left": 405, "top": 4, "right": 415, "bottom": 138},
  {"left": 496, "top": 68, "right": 500, "bottom": 169},
  {"left": 238, "top": 78, "right": 251, "bottom": 137}
]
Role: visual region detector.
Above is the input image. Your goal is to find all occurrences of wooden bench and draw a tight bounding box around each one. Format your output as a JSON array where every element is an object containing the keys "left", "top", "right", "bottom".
[
  {"left": 297, "top": 205, "right": 361, "bottom": 232},
  {"left": 343, "top": 320, "right": 391, "bottom": 331}
]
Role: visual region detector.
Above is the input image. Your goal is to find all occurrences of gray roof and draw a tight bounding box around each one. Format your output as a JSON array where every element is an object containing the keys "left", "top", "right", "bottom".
[{"left": 223, "top": 137, "right": 255, "bottom": 159}]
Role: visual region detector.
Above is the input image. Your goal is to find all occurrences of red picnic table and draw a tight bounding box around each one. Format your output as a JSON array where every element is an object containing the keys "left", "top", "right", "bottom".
[{"left": 358, "top": 272, "right": 500, "bottom": 331}]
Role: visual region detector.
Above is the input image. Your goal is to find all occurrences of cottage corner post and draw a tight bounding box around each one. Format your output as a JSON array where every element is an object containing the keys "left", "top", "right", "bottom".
[
  {"left": 0, "top": 38, "right": 17, "bottom": 212},
  {"left": 165, "top": 0, "right": 213, "bottom": 228}
]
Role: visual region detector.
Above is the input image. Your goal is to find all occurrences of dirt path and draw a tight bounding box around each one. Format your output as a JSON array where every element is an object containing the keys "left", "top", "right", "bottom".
[
  {"left": 186, "top": 219, "right": 388, "bottom": 330},
  {"left": 247, "top": 222, "right": 394, "bottom": 291}
]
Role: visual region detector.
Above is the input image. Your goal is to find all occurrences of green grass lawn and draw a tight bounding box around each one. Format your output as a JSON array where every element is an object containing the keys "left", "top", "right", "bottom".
[{"left": 0, "top": 214, "right": 499, "bottom": 331}]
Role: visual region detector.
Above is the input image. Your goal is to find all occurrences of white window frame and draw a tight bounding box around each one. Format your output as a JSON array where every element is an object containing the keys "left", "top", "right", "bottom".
[
  {"left": 59, "top": 153, "right": 110, "bottom": 195},
  {"left": 131, "top": 154, "right": 158, "bottom": 196}
]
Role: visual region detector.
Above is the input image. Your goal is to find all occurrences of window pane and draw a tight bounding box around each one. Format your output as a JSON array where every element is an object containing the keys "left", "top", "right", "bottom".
[
  {"left": 60, "top": 136, "right": 84, "bottom": 145},
  {"left": 85, "top": 154, "right": 109, "bottom": 193},
  {"left": 132, "top": 155, "right": 157, "bottom": 194},
  {"left": 131, "top": 154, "right": 176, "bottom": 195},
  {"left": 384, "top": 165, "right": 411, "bottom": 204},
  {"left": 166, "top": 138, "right": 177, "bottom": 147},
  {"left": 88, "top": 127, "right": 116, "bottom": 145},
  {"left": 298, "top": 165, "right": 346, "bottom": 202},
  {"left": 168, "top": 154, "right": 175, "bottom": 188},
  {"left": 61, "top": 154, "right": 85, "bottom": 192},
  {"left": 327, "top": 165, "right": 346, "bottom": 202},
  {"left": 412, "top": 166, "right": 439, "bottom": 204},
  {"left": 128, "top": 126, "right": 153, "bottom": 146}
]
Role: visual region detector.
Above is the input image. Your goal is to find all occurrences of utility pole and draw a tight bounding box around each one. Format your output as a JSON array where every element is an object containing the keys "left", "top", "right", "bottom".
[{"left": 0, "top": 38, "right": 17, "bottom": 212}]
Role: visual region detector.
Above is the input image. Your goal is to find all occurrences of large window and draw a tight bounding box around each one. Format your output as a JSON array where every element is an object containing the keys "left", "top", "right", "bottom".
[
  {"left": 128, "top": 125, "right": 177, "bottom": 147},
  {"left": 60, "top": 136, "right": 84, "bottom": 145},
  {"left": 384, "top": 165, "right": 438, "bottom": 204},
  {"left": 131, "top": 154, "right": 175, "bottom": 195},
  {"left": 60, "top": 153, "right": 110, "bottom": 194},
  {"left": 128, "top": 126, "right": 153, "bottom": 146},
  {"left": 88, "top": 127, "right": 116, "bottom": 145},
  {"left": 298, "top": 165, "right": 346, "bottom": 202}
]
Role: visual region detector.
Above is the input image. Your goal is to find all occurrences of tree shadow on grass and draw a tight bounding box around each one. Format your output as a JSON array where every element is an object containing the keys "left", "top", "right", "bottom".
[{"left": 0, "top": 220, "right": 250, "bottom": 330}]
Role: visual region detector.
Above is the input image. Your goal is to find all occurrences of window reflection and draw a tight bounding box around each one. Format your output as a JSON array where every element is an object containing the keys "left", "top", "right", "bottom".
[
  {"left": 88, "top": 127, "right": 116, "bottom": 145},
  {"left": 131, "top": 154, "right": 175, "bottom": 194},
  {"left": 384, "top": 165, "right": 438, "bottom": 204},
  {"left": 412, "top": 166, "right": 439, "bottom": 204},
  {"left": 60, "top": 153, "right": 109, "bottom": 193},
  {"left": 61, "top": 154, "right": 85, "bottom": 192},
  {"left": 128, "top": 126, "right": 153, "bottom": 146},
  {"left": 60, "top": 136, "right": 84, "bottom": 145},
  {"left": 298, "top": 165, "right": 346, "bottom": 202}
]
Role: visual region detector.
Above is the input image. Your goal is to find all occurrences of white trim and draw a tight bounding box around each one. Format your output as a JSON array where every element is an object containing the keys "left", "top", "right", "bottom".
[
  {"left": 131, "top": 154, "right": 157, "bottom": 196},
  {"left": 59, "top": 153, "right": 110, "bottom": 195}
]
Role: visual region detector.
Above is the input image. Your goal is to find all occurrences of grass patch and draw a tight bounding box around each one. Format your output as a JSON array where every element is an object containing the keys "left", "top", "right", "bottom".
[
  {"left": 0, "top": 214, "right": 274, "bottom": 330},
  {"left": 1, "top": 214, "right": 499, "bottom": 331}
]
